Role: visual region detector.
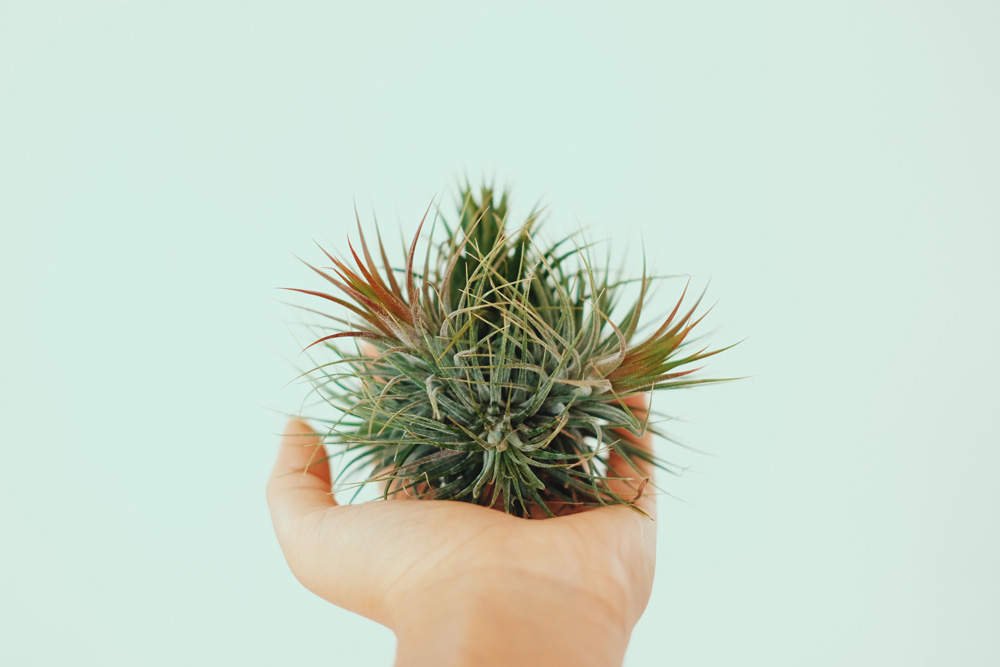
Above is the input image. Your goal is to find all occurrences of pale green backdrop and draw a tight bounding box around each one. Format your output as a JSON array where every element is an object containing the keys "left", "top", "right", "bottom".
[{"left": 2, "top": 1, "right": 998, "bottom": 665}]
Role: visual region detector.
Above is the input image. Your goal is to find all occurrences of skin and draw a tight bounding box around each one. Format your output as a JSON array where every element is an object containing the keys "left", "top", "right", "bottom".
[{"left": 266, "top": 393, "right": 657, "bottom": 666}]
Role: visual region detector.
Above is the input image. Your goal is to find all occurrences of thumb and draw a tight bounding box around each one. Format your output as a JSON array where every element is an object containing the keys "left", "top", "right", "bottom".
[{"left": 266, "top": 419, "right": 337, "bottom": 538}]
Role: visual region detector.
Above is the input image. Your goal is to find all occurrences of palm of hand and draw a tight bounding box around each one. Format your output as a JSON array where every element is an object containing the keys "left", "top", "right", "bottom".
[{"left": 267, "top": 397, "right": 657, "bottom": 635}]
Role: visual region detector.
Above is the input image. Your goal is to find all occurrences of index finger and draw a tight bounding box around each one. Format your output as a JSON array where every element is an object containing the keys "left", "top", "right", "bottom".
[{"left": 604, "top": 392, "right": 657, "bottom": 517}]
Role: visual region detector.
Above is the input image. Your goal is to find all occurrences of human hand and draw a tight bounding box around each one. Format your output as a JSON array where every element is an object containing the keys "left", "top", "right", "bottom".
[{"left": 266, "top": 394, "right": 657, "bottom": 667}]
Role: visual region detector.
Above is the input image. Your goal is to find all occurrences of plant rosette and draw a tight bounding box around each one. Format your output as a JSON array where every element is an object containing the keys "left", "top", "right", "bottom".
[{"left": 283, "top": 181, "right": 737, "bottom": 518}]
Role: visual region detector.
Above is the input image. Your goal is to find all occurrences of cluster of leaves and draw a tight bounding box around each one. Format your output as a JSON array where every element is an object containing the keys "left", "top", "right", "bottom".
[{"left": 285, "top": 182, "right": 734, "bottom": 517}]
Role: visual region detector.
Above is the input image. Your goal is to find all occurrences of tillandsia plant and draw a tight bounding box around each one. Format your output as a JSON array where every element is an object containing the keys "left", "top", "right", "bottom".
[{"left": 284, "top": 181, "right": 736, "bottom": 518}]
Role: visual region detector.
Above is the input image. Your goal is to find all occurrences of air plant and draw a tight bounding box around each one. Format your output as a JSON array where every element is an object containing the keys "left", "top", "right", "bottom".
[{"left": 284, "top": 181, "right": 736, "bottom": 518}]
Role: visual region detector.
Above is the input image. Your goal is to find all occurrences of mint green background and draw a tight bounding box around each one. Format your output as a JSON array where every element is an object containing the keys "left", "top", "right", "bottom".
[{"left": 2, "top": 2, "right": 998, "bottom": 665}]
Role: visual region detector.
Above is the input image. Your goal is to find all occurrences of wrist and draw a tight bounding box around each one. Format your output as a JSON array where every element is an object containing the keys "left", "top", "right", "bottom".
[{"left": 391, "top": 572, "right": 632, "bottom": 667}]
